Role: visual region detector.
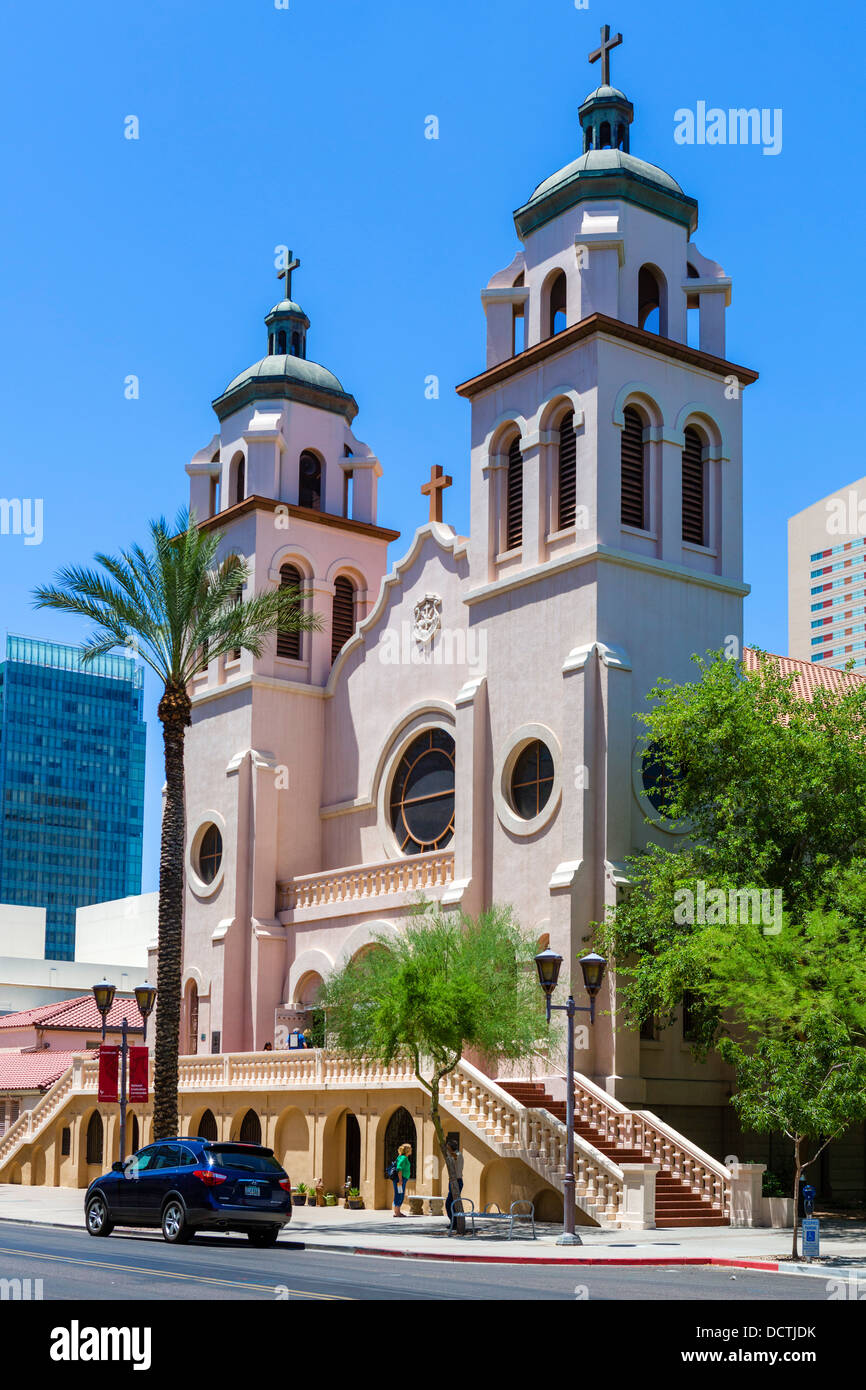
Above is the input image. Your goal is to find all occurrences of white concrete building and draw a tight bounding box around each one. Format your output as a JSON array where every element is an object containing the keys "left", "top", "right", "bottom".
[{"left": 788, "top": 477, "right": 866, "bottom": 669}]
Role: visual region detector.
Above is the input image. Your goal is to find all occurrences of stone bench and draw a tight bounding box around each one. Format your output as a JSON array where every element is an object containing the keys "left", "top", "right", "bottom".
[{"left": 406, "top": 1193, "right": 446, "bottom": 1216}]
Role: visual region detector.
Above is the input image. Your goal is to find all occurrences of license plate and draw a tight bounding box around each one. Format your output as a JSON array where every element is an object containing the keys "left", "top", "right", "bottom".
[{"left": 245, "top": 1184, "right": 262, "bottom": 1198}]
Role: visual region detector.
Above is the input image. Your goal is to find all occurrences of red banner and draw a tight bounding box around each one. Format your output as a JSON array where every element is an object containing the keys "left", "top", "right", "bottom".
[
  {"left": 129, "top": 1046, "right": 149, "bottom": 1103},
  {"left": 97, "top": 1046, "right": 119, "bottom": 1103}
]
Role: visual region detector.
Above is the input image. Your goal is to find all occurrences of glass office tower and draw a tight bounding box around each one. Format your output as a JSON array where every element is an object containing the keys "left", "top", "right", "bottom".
[{"left": 0, "top": 636, "right": 146, "bottom": 959}]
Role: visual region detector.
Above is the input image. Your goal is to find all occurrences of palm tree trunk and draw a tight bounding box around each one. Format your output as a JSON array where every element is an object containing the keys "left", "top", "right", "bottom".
[{"left": 153, "top": 685, "right": 191, "bottom": 1138}]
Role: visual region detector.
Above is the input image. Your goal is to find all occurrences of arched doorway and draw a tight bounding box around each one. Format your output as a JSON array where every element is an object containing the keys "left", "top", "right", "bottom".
[
  {"left": 383, "top": 1107, "right": 417, "bottom": 1180},
  {"left": 322, "top": 1107, "right": 362, "bottom": 1194},
  {"left": 293, "top": 970, "right": 325, "bottom": 1047},
  {"left": 86, "top": 1112, "right": 104, "bottom": 1166},
  {"left": 239, "top": 1109, "right": 261, "bottom": 1145},
  {"left": 197, "top": 1108, "right": 218, "bottom": 1141},
  {"left": 345, "top": 1113, "right": 361, "bottom": 1189}
]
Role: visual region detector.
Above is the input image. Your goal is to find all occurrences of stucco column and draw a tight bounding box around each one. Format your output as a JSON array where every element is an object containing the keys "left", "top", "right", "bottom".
[
  {"left": 307, "top": 579, "right": 335, "bottom": 686},
  {"left": 619, "top": 1163, "right": 659, "bottom": 1229},
  {"left": 346, "top": 457, "right": 381, "bottom": 524},
  {"left": 658, "top": 430, "right": 684, "bottom": 565},
  {"left": 518, "top": 435, "right": 545, "bottom": 567},
  {"left": 446, "top": 676, "right": 488, "bottom": 917},
  {"left": 727, "top": 1162, "right": 765, "bottom": 1227},
  {"left": 574, "top": 236, "right": 624, "bottom": 319}
]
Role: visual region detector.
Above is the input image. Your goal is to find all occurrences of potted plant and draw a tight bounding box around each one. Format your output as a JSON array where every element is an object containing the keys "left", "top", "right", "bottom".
[
  {"left": 324, "top": 1191, "right": 337, "bottom": 1207},
  {"left": 346, "top": 1186, "right": 364, "bottom": 1210},
  {"left": 291, "top": 1183, "right": 307, "bottom": 1207}
]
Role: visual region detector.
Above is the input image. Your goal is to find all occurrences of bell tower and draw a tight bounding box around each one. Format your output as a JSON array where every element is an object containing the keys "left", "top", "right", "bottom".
[
  {"left": 455, "top": 28, "right": 758, "bottom": 1100},
  {"left": 181, "top": 256, "right": 399, "bottom": 1054}
]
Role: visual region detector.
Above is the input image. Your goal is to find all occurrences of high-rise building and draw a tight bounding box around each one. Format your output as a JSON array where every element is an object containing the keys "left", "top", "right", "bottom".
[
  {"left": 788, "top": 478, "right": 866, "bottom": 671},
  {"left": 0, "top": 636, "right": 146, "bottom": 959}
]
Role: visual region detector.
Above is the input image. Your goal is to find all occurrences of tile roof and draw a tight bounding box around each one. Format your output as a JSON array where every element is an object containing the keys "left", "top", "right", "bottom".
[
  {"left": 743, "top": 647, "right": 866, "bottom": 701},
  {"left": 0, "top": 995, "right": 144, "bottom": 1034},
  {"left": 0, "top": 1051, "right": 76, "bottom": 1093}
]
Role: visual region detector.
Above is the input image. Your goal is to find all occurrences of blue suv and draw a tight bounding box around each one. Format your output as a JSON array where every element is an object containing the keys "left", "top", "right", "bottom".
[{"left": 85, "top": 1139, "right": 293, "bottom": 1246}]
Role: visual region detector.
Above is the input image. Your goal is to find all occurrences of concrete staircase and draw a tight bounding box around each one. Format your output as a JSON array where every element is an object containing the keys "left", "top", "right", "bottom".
[{"left": 500, "top": 1080, "right": 729, "bottom": 1228}]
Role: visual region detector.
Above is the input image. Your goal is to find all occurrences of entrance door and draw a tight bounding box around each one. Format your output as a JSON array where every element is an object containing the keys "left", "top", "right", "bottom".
[{"left": 345, "top": 1113, "right": 361, "bottom": 1189}]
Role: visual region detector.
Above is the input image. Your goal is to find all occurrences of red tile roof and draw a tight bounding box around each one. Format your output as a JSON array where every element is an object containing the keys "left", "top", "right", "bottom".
[
  {"left": 0, "top": 995, "right": 144, "bottom": 1034},
  {"left": 0, "top": 1051, "right": 76, "bottom": 1093},
  {"left": 743, "top": 647, "right": 866, "bottom": 700}
]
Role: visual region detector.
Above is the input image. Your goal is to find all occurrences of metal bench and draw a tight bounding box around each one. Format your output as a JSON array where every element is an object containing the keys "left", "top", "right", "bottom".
[{"left": 449, "top": 1198, "right": 536, "bottom": 1239}]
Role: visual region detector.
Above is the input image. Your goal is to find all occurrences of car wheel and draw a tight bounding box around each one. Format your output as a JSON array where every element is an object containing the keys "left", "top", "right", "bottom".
[
  {"left": 161, "top": 1199, "right": 193, "bottom": 1244},
  {"left": 248, "top": 1226, "right": 281, "bottom": 1248},
  {"left": 85, "top": 1194, "right": 114, "bottom": 1237}
]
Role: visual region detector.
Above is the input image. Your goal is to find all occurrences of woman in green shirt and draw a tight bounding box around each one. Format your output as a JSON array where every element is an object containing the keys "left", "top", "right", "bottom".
[{"left": 392, "top": 1143, "right": 412, "bottom": 1217}]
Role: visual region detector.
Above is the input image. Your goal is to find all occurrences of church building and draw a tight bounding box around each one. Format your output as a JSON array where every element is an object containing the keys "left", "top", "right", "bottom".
[{"left": 179, "top": 31, "right": 755, "bottom": 1160}]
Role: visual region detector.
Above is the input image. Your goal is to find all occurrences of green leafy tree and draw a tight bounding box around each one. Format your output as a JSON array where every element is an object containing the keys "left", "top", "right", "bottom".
[
  {"left": 719, "top": 1026, "right": 866, "bottom": 1258},
  {"left": 34, "top": 510, "right": 319, "bottom": 1138},
  {"left": 319, "top": 905, "right": 550, "bottom": 1217}
]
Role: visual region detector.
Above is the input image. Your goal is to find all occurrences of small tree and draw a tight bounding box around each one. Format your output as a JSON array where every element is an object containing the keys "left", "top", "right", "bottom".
[
  {"left": 319, "top": 905, "right": 550, "bottom": 1222},
  {"left": 718, "top": 1026, "right": 866, "bottom": 1259}
]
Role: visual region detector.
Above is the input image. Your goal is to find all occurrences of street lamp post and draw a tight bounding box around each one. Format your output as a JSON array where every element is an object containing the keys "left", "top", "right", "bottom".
[
  {"left": 534, "top": 948, "right": 607, "bottom": 1246},
  {"left": 92, "top": 982, "right": 157, "bottom": 1165}
]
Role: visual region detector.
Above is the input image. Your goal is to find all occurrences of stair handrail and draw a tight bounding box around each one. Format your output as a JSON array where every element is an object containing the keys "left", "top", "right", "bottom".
[{"left": 634, "top": 1108, "right": 731, "bottom": 1183}]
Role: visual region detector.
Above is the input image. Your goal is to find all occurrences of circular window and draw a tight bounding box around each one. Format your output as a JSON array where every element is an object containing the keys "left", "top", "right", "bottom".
[
  {"left": 509, "top": 740, "right": 554, "bottom": 819},
  {"left": 640, "top": 742, "right": 682, "bottom": 817},
  {"left": 197, "top": 824, "right": 223, "bottom": 884},
  {"left": 389, "top": 729, "right": 455, "bottom": 854}
]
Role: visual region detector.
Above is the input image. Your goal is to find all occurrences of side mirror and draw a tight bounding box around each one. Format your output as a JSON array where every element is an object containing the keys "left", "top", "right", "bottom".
[{"left": 112, "top": 1161, "right": 123, "bottom": 1173}]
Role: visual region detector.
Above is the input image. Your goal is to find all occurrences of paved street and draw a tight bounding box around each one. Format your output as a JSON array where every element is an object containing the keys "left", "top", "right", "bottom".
[{"left": 0, "top": 1221, "right": 836, "bottom": 1301}]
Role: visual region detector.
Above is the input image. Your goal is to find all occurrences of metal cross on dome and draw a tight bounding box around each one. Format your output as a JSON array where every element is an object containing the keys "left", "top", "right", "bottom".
[
  {"left": 588, "top": 24, "right": 623, "bottom": 86},
  {"left": 277, "top": 248, "right": 301, "bottom": 300}
]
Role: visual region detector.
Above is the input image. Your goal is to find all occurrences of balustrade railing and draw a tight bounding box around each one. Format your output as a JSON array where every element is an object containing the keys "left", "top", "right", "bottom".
[{"left": 277, "top": 851, "right": 454, "bottom": 912}]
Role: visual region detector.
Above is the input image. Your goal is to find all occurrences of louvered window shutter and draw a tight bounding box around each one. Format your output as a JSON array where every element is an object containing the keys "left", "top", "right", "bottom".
[
  {"left": 558, "top": 411, "right": 577, "bottom": 529},
  {"left": 506, "top": 437, "right": 523, "bottom": 550},
  {"left": 331, "top": 576, "right": 356, "bottom": 662},
  {"left": 620, "top": 406, "right": 645, "bottom": 529},
  {"left": 681, "top": 427, "right": 705, "bottom": 545},
  {"left": 277, "top": 564, "right": 302, "bottom": 660}
]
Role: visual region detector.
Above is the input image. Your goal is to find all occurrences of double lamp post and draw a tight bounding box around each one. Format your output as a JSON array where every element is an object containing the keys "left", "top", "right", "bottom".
[
  {"left": 92, "top": 979, "right": 157, "bottom": 1164},
  {"left": 534, "top": 947, "right": 607, "bottom": 1246}
]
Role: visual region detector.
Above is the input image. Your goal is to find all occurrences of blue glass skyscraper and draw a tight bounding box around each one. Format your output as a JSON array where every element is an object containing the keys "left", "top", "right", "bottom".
[{"left": 0, "top": 636, "right": 146, "bottom": 959}]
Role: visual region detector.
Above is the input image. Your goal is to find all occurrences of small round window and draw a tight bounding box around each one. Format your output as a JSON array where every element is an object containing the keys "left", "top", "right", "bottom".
[
  {"left": 197, "top": 824, "right": 223, "bottom": 884},
  {"left": 641, "top": 742, "right": 683, "bottom": 817},
  {"left": 389, "top": 729, "right": 455, "bottom": 854},
  {"left": 510, "top": 740, "right": 554, "bottom": 820}
]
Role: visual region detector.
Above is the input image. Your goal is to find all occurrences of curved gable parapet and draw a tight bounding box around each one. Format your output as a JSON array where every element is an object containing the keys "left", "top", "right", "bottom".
[{"left": 325, "top": 522, "right": 470, "bottom": 695}]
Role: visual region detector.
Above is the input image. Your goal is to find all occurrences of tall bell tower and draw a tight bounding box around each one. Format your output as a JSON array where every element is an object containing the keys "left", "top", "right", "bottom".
[
  {"left": 456, "top": 28, "right": 758, "bottom": 1101},
  {"left": 180, "top": 257, "right": 399, "bottom": 1054}
]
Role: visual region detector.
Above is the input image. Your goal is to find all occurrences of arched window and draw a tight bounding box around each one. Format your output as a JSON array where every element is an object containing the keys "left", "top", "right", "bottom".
[
  {"left": 383, "top": 1107, "right": 417, "bottom": 1180},
  {"left": 557, "top": 410, "right": 577, "bottom": 529},
  {"left": 298, "top": 451, "right": 322, "bottom": 511},
  {"left": 129, "top": 1113, "right": 139, "bottom": 1154},
  {"left": 185, "top": 981, "right": 199, "bottom": 1056},
  {"left": 277, "top": 329, "right": 287, "bottom": 354},
  {"left": 86, "top": 1112, "right": 103, "bottom": 1165},
  {"left": 331, "top": 576, "right": 356, "bottom": 662},
  {"left": 599, "top": 120, "right": 612, "bottom": 148},
  {"left": 512, "top": 271, "right": 525, "bottom": 355},
  {"left": 682, "top": 426, "right": 706, "bottom": 545},
  {"left": 615, "top": 122, "right": 626, "bottom": 149},
  {"left": 291, "top": 332, "right": 302, "bottom": 357},
  {"left": 620, "top": 406, "right": 646, "bottom": 529},
  {"left": 547, "top": 271, "right": 567, "bottom": 337},
  {"left": 231, "top": 584, "right": 243, "bottom": 661},
  {"left": 277, "top": 563, "right": 302, "bottom": 660},
  {"left": 638, "top": 265, "right": 666, "bottom": 335},
  {"left": 197, "top": 1109, "right": 218, "bottom": 1142},
  {"left": 239, "top": 1109, "right": 262, "bottom": 1145},
  {"left": 505, "top": 435, "right": 523, "bottom": 550},
  {"left": 234, "top": 457, "right": 245, "bottom": 507},
  {"left": 390, "top": 729, "right": 455, "bottom": 854}
]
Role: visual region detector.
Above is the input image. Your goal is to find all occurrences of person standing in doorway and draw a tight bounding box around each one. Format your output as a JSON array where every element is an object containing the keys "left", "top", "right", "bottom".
[
  {"left": 444, "top": 1137, "right": 464, "bottom": 1225},
  {"left": 392, "top": 1143, "right": 412, "bottom": 1217}
]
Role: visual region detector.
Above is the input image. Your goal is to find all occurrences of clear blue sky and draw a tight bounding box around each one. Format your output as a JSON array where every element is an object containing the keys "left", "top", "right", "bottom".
[{"left": 1, "top": 0, "right": 862, "bottom": 892}]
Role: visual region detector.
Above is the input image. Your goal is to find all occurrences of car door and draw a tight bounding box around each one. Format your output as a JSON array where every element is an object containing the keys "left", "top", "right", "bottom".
[
  {"left": 111, "top": 1144, "right": 159, "bottom": 1222},
  {"left": 128, "top": 1144, "right": 180, "bottom": 1223}
]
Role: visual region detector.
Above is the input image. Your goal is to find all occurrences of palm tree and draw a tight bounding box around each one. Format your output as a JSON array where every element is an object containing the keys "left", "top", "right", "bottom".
[{"left": 34, "top": 509, "right": 319, "bottom": 1137}]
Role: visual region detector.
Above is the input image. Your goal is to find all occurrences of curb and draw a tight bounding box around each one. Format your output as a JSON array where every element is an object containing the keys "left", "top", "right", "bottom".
[{"left": 0, "top": 1214, "right": 861, "bottom": 1278}]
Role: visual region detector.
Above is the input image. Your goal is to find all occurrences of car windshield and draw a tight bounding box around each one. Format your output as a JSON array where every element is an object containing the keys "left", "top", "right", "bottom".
[{"left": 206, "top": 1147, "right": 284, "bottom": 1175}]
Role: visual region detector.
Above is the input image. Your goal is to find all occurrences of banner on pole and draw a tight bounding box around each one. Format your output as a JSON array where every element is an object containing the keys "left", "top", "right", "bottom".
[
  {"left": 97, "top": 1046, "right": 119, "bottom": 1103},
  {"left": 129, "top": 1046, "right": 149, "bottom": 1103}
]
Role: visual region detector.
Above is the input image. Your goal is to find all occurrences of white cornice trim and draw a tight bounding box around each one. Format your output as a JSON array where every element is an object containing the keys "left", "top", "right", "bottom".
[
  {"left": 465, "top": 543, "right": 750, "bottom": 605},
  {"left": 190, "top": 673, "right": 325, "bottom": 708}
]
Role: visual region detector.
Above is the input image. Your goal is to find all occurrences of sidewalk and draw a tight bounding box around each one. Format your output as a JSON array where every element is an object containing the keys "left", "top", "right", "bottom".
[{"left": 1, "top": 1184, "right": 865, "bottom": 1279}]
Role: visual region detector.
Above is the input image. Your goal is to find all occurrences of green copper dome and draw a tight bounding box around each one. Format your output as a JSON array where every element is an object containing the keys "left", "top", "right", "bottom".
[{"left": 213, "top": 353, "right": 358, "bottom": 422}]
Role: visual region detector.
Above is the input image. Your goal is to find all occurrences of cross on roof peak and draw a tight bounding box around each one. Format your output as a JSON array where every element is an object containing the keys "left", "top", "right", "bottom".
[
  {"left": 277, "top": 247, "right": 301, "bottom": 300},
  {"left": 421, "top": 464, "right": 452, "bottom": 524},
  {"left": 588, "top": 23, "right": 623, "bottom": 87}
]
